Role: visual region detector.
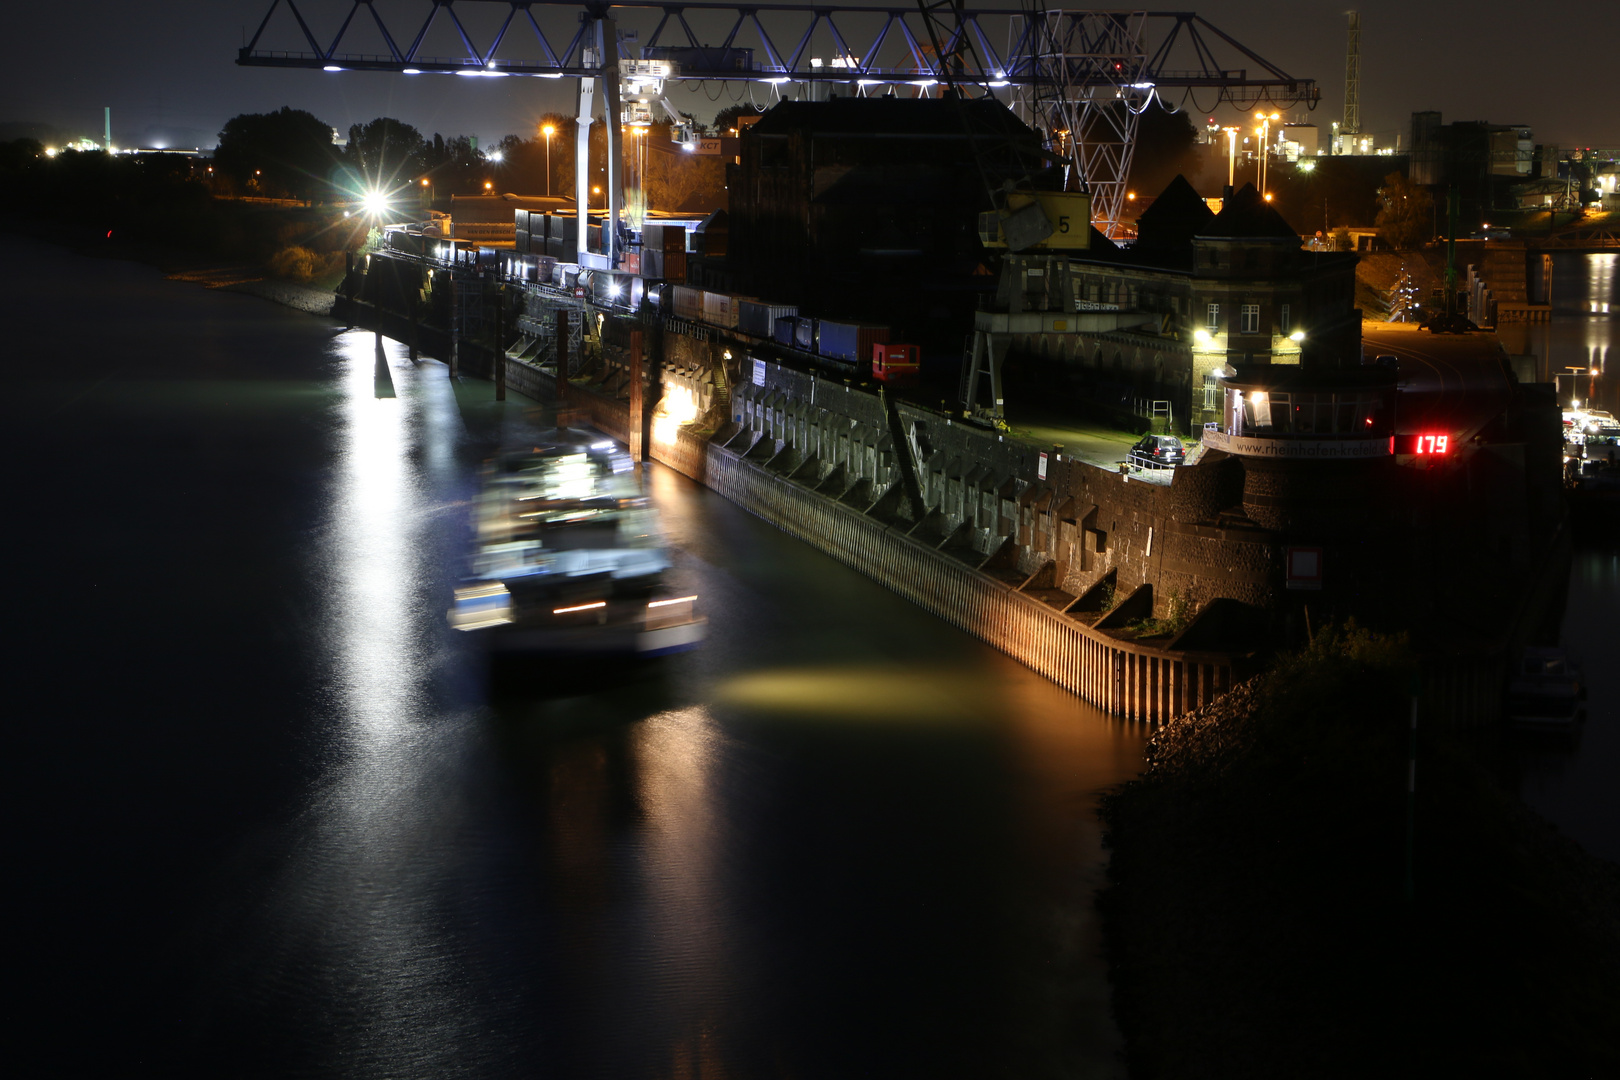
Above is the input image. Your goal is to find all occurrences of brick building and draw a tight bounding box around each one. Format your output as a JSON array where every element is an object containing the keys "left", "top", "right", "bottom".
[
  {"left": 986, "top": 178, "right": 1361, "bottom": 430},
  {"left": 726, "top": 95, "right": 1054, "bottom": 346}
]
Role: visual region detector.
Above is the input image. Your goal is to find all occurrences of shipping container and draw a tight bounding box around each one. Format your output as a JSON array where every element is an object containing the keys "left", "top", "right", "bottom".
[
  {"left": 514, "top": 208, "right": 531, "bottom": 233},
  {"left": 643, "top": 249, "right": 663, "bottom": 280},
  {"left": 773, "top": 316, "right": 798, "bottom": 346},
  {"left": 816, "top": 320, "right": 890, "bottom": 365},
  {"left": 671, "top": 285, "right": 705, "bottom": 322},
  {"left": 872, "top": 342, "right": 920, "bottom": 382},
  {"left": 793, "top": 317, "right": 817, "bottom": 352},
  {"left": 662, "top": 251, "right": 687, "bottom": 284},
  {"left": 622, "top": 251, "right": 641, "bottom": 276},
  {"left": 642, "top": 223, "right": 686, "bottom": 254},
  {"left": 701, "top": 291, "right": 751, "bottom": 329},
  {"left": 738, "top": 300, "right": 798, "bottom": 339}
]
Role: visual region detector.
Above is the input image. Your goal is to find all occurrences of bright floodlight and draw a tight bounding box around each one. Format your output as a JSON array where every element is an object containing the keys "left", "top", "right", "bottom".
[
  {"left": 362, "top": 189, "right": 389, "bottom": 215},
  {"left": 489, "top": 150, "right": 503, "bottom": 162}
]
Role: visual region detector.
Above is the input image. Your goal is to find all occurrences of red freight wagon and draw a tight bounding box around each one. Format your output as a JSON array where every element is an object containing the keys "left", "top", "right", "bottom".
[{"left": 872, "top": 342, "right": 920, "bottom": 383}]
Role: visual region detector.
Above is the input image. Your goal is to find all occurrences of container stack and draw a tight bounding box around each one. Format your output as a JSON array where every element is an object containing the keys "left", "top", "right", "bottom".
[
  {"left": 642, "top": 223, "right": 687, "bottom": 282},
  {"left": 514, "top": 209, "right": 532, "bottom": 255}
]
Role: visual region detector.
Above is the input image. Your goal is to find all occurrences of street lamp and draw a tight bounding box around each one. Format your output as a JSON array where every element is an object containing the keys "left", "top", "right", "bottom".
[
  {"left": 1222, "top": 126, "right": 1240, "bottom": 188},
  {"left": 1254, "top": 111, "right": 1280, "bottom": 195},
  {"left": 541, "top": 124, "right": 556, "bottom": 198}
]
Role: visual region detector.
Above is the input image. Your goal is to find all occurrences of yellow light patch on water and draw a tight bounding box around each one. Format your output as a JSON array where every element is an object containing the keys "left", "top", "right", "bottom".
[{"left": 714, "top": 666, "right": 999, "bottom": 724}]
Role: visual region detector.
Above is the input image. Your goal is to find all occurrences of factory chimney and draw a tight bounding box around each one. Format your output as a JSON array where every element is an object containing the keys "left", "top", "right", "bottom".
[{"left": 104, "top": 106, "right": 111, "bottom": 152}]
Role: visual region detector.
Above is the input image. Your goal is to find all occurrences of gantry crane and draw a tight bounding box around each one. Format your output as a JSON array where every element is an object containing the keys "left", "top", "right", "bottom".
[{"left": 238, "top": 1, "right": 1319, "bottom": 259}]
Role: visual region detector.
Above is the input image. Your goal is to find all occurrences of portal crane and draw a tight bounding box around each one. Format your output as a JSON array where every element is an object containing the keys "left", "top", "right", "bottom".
[{"left": 238, "top": 1, "right": 1318, "bottom": 254}]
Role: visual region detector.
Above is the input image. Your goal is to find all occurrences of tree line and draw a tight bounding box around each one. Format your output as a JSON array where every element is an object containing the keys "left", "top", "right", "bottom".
[{"left": 211, "top": 106, "right": 726, "bottom": 214}]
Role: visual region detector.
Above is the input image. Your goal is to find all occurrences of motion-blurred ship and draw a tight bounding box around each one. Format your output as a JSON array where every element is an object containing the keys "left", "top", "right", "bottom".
[{"left": 448, "top": 431, "right": 704, "bottom": 656}]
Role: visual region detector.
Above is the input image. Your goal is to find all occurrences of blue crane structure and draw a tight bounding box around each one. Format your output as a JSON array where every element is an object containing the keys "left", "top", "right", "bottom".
[{"left": 238, "top": 1, "right": 1318, "bottom": 257}]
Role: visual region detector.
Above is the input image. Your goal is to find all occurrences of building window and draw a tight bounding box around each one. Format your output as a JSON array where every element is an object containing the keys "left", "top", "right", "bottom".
[
  {"left": 1280, "top": 303, "right": 1292, "bottom": 334},
  {"left": 1203, "top": 372, "right": 1220, "bottom": 410},
  {"left": 1206, "top": 302, "right": 1220, "bottom": 330},
  {"left": 1241, "top": 304, "right": 1260, "bottom": 334}
]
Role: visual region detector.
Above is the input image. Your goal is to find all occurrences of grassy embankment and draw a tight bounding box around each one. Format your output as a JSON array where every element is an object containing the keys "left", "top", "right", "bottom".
[{"left": 1101, "top": 624, "right": 1620, "bottom": 1078}]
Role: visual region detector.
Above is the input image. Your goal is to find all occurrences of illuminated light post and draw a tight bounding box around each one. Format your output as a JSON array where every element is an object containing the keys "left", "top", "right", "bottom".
[
  {"left": 1254, "top": 111, "right": 1280, "bottom": 195},
  {"left": 1223, "top": 126, "right": 1240, "bottom": 188},
  {"left": 542, "top": 124, "right": 556, "bottom": 198}
]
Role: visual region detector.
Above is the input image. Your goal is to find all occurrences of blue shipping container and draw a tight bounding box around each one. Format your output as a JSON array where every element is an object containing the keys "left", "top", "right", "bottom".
[{"left": 815, "top": 320, "right": 890, "bottom": 365}]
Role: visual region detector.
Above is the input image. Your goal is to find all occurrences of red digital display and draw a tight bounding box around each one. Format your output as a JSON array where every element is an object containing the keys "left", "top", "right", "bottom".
[{"left": 1411, "top": 433, "right": 1449, "bottom": 455}]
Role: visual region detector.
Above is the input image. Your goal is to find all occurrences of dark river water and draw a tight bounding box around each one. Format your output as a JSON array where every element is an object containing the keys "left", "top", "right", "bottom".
[
  {"left": 1498, "top": 251, "right": 1620, "bottom": 864},
  {"left": 2, "top": 237, "right": 1143, "bottom": 1079}
]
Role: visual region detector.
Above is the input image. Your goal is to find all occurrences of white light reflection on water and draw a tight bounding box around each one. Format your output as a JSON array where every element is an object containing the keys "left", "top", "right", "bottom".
[
  {"left": 1586, "top": 253, "right": 1616, "bottom": 315},
  {"left": 1499, "top": 254, "right": 1617, "bottom": 410},
  {"left": 266, "top": 333, "right": 482, "bottom": 1069},
  {"left": 331, "top": 332, "right": 421, "bottom": 739},
  {"left": 629, "top": 706, "right": 734, "bottom": 1060}
]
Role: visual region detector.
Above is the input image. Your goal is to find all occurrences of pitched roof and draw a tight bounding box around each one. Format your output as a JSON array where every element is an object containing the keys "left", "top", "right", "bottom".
[
  {"left": 1132, "top": 174, "right": 1214, "bottom": 252},
  {"left": 1196, "top": 182, "right": 1301, "bottom": 240}
]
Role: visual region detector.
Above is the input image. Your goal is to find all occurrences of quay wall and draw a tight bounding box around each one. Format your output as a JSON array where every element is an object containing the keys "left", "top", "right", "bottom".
[
  {"left": 694, "top": 436, "right": 1240, "bottom": 722},
  {"left": 336, "top": 261, "right": 1558, "bottom": 729}
]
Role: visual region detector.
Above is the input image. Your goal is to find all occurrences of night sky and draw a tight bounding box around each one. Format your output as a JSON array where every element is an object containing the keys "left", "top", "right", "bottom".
[{"left": 3, "top": 1, "right": 1615, "bottom": 151}]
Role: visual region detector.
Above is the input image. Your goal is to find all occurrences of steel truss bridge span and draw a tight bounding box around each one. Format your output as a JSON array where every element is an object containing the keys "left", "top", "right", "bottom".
[{"left": 239, "top": 1, "right": 1318, "bottom": 240}]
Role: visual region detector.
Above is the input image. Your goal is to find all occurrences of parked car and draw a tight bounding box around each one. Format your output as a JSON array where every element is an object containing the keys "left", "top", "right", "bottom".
[{"left": 1131, "top": 434, "right": 1186, "bottom": 467}]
